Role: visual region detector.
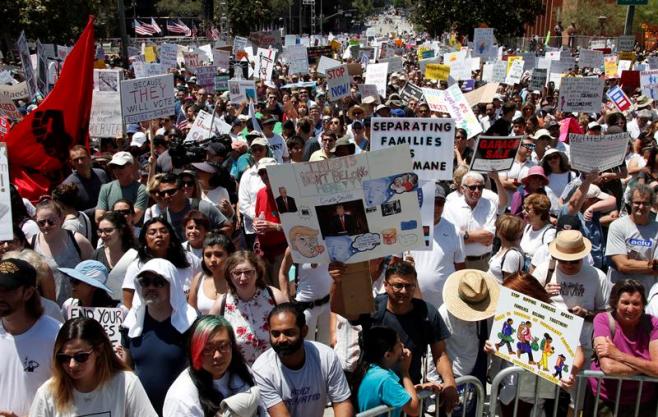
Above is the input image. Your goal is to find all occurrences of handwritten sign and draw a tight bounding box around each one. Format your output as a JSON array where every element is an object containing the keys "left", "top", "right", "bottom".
[
  {"left": 159, "top": 43, "right": 179, "bottom": 69},
  {"left": 557, "top": 77, "right": 604, "bottom": 113},
  {"left": 317, "top": 56, "right": 342, "bottom": 75},
  {"left": 120, "top": 74, "right": 175, "bottom": 123},
  {"left": 183, "top": 52, "right": 200, "bottom": 68},
  {"left": 184, "top": 109, "right": 230, "bottom": 143},
  {"left": 529, "top": 68, "right": 547, "bottom": 90},
  {"left": 212, "top": 48, "right": 230, "bottom": 70},
  {"left": 70, "top": 307, "right": 124, "bottom": 345},
  {"left": 425, "top": 63, "right": 450, "bottom": 81},
  {"left": 640, "top": 69, "right": 658, "bottom": 100},
  {"left": 370, "top": 118, "right": 455, "bottom": 181},
  {"left": 443, "top": 84, "right": 483, "bottom": 139},
  {"left": 228, "top": 79, "right": 257, "bottom": 104},
  {"left": 285, "top": 45, "right": 309, "bottom": 74},
  {"left": 569, "top": 132, "right": 630, "bottom": 172},
  {"left": 195, "top": 66, "right": 217, "bottom": 89},
  {"left": 358, "top": 84, "right": 380, "bottom": 103},
  {"left": 90, "top": 92, "right": 123, "bottom": 138},
  {"left": 505, "top": 59, "right": 525, "bottom": 85},
  {"left": 421, "top": 88, "right": 449, "bottom": 113},
  {"left": 579, "top": 49, "right": 604, "bottom": 69},
  {"left": 326, "top": 65, "right": 351, "bottom": 102},
  {"left": 470, "top": 136, "right": 522, "bottom": 172},
  {"left": 365, "top": 63, "right": 388, "bottom": 98},
  {"left": 0, "top": 82, "right": 30, "bottom": 121}
]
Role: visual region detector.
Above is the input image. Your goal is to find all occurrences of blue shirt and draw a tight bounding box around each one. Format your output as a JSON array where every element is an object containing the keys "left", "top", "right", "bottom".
[{"left": 358, "top": 364, "right": 411, "bottom": 417}]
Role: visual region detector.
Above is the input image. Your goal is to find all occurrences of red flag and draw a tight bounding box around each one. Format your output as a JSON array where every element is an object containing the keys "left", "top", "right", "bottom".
[{"left": 3, "top": 17, "right": 95, "bottom": 202}]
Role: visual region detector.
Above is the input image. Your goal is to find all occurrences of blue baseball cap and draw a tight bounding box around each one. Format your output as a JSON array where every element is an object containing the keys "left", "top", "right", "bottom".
[{"left": 59, "top": 260, "right": 112, "bottom": 294}]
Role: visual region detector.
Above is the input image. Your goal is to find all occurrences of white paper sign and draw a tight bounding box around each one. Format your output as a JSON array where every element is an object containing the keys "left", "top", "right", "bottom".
[
  {"left": 317, "top": 56, "right": 342, "bottom": 75},
  {"left": 365, "top": 63, "right": 388, "bottom": 98},
  {"left": 120, "top": 74, "right": 175, "bottom": 123},
  {"left": 212, "top": 49, "right": 230, "bottom": 70},
  {"left": 133, "top": 62, "right": 166, "bottom": 79},
  {"left": 232, "top": 36, "right": 248, "bottom": 54},
  {"left": 93, "top": 69, "right": 121, "bottom": 92},
  {"left": 370, "top": 118, "right": 455, "bottom": 181},
  {"left": 557, "top": 77, "right": 604, "bottom": 113},
  {"left": 326, "top": 65, "right": 351, "bottom": 102},
  {"left": 159, "top": 43, "right": 179, "bottom": 68},
  {"left": 228, "top": 79, "right": 257, "bottom": 104},
  {"left": 472, "top": 28, "right": 495, "bottom": 58},
  {"left": 254, "top": 48, "right": 277, "bottom": 81},
  {"left": 505, "top": 59, "right": 525, "bottom": 85},
  {"left": 184, "top": 109, "right": 229, "bottom": 142},
  {"left": 449, "top": 60, "right": 471, "bottom": 81},
  {"left": 492, "top": 61, "right": 507, "bottom": 83},
  {"left": 358, "top": 84, "right": 380, "bottom": 103},
  {"left": 569, "top": 132, "right": 631, "bottom": 172},
  {"left": 90, "top": 92, "right": 123, "bottom": 138},
  {"left": 195, "top": 66, "right": 217, "bottom": 89},
  {"left": 443, "top": 84, "right": 483, "bottom": 139},
  {"left": 0, "top": 144, "right": 12, "bottom": 241},
  {"left": 378, "top": 56, "right": 403, "bottom": 74},
  {"left": 579, "top": 49, "right": 603, "bottom": 69},
  {"left": 640, "top": 70, "right": 658, "bottom": 100},
  {"left": 70, "top": 307, "right": 124, "bottom": 345},
  {"left": 0, "top": 82, "right": 30, "bottom": 120},
  {"left": 529, "top": 68, "right": 547, "bottom": 90},
  {"left": 285, "top": 45, "right": 309, "bottom": 74},
  {"left": 421, "top": 88, "right": 449, "bottom": 113}
]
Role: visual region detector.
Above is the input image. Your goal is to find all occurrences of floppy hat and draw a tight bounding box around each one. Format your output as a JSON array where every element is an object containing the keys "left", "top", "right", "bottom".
[
  {"left": 548, "top": 230, "right": 591, "bottom": 261},
  {"left": 330, "top": 137, "right": 356, "bottom": 154},
  {"left": 443, "top": 269, "right": 500, "bottom": 322},
  {"left": 250, "top": 137, "right": 269, "bottom": 148},
  {"left": 347, "top": 105, "right": 365, "bottom": 120},
  {"left": 541, "top": 148, "right": 567, "bottom": 165},
  {"left": 59, "top": 260, "right": 112, "bottom": 294},
  {"left": 522, "top": 166, "right": 549, "bottom": 186}
]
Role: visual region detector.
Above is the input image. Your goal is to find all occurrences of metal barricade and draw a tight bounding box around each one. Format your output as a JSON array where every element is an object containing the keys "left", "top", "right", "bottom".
[
  {"left": 488, "top": 366, "right": 562, "bottom": 417},
  {"left": 355, "top": 375, "right": 485, "bottom": 417}
]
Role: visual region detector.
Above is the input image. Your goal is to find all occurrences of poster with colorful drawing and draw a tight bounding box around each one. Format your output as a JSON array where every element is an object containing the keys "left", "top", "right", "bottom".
[
  {"left": 265, "top": 146, "right": 425, "bottom": 264},
  {"left": 489, "top": 287, "right": 584, "bottom": 385}
]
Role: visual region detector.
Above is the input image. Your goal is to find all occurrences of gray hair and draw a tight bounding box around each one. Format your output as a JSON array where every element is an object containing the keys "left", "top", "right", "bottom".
[
  {"left": 462, "top": 171, "right": 485, "bottom": 185},
  {"left": 630, "top": 183, "right": 656, "bottom": 205}
]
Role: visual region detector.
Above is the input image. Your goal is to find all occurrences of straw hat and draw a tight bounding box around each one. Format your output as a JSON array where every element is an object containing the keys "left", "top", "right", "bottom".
[
  {"left": 443, "top": 270, "right": 500, "bottom": 322},
  {"left": 548, "top": 230, "right": 591, "bottom": 261}
]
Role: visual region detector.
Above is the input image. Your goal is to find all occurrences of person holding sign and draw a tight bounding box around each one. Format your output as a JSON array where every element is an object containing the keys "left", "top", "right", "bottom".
[
  {"left": 59, "top": 260, "right": 122, "bottom": 320},
  {"left": 30, "top": 317, "right": 157, "bottom": 417}
]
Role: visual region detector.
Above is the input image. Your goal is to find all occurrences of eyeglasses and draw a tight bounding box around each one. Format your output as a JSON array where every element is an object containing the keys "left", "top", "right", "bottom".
[
  {"left": 56, "top": 350, "right": 94, "bottom": 364},
  {"left": 182, "top": 181, "right": 195, "bottom": 187},
  {"left": 632, "top": 201, "right": 652, "bottom": 207},
  {"left": 97, "top": 227, "right": 116, "bottom": 236},
  {"left": 547, "top": 154, "right": 561, "bottom": 160},
  {"left": 202, "top": 342, "right": 232, "bottom": 356},
  {"left": 463, "top": 184, "right": 485, "bottom": 191},
  {"left": 36, "top": 218, "right": 56, "bottom": 227},
  {"left": 113, "top": 209, "right": 132, "bottom": 216},
  {"left": 137, "top": 276, "right": 168, "bottom": 288},
  {"left": 158, "top": 188, "right": 178, "bottom": 197},
  {"left": 388, "top": 282, "right": 416, "bottom": 291},
  {"left": 230, "top": 269, "right": 256, "bottom": 279},
  {"left": 522, "top": 144, "right": 536, "bottom": 150}
]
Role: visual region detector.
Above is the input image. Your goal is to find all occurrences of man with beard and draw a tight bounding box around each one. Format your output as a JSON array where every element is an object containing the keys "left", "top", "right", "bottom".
[
  {"left": 252, "top": 303, "right": 353, "bottom": 417},
  {"left": 0, "top": 259, "right": 61, "bottom": 417}
]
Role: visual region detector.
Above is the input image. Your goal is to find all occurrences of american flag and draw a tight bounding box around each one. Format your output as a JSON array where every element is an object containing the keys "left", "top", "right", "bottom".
[
  {"left": 190, "top": 21, "right": 198, "bottom": 38},
  {"left": 150, "top": 18, "right": 162, "bottom": 34},
  {"left": 206, "top": 27, "right": 220, "bottom": 41},
  {"left": 176, "top": 119, "right": 190, "bottom": 131},
  {"left": 134, "top": 19, "right": 157, "bottom": 36},
  {"left": 166, "top": 19, "right": 191, "bottom": 36}
]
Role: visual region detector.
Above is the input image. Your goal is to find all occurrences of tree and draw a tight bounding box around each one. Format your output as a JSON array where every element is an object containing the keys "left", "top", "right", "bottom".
[
  {"left": 410, "top": 0, "right": 543, "bottom": 38},
  {"left": 155, "top": 0, "right": 203, "bottom": 17},
  {"left": 227, "top": 0, "right": 272, "bottom": 35},
  {"left": 560, "top": 0, "right": 625, "bottom": 36}
]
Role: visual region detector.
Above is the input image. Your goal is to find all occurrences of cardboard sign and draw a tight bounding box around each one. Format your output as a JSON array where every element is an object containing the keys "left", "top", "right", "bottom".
[
  {"left": 421, "top": 88, "right": 449, "bottom": 113},
  {"left": 70, "top": 307, "right": 124, "bottom": 345},
  {"left": 579, "top": 49, "right": 604, "bottom": 69},
  {"left": 90, "top": 91, "right": 123, "bottom": 138},
  {"left": 640, "top": 69, "right": 658, "bottom": 100},
  {"left": 505, "top": 59, "right": 525, "bottom": 85},
  {"left": 569, "top": 132, "right": 630, "bottom": 172},
  {"left": 331, "top": 261, "right": 374, "bottom": 317},
  {"left": 195, "top": 66, "right": 217, "bottom": 89},
  {"left": 285, "top": 45, "right": 309, "bottom": 74},
  {"left": 317, "top": 56, "right": 342, "bottom": 75},
  {"left": 557, "top": 77, "right": 604, "bottom": 113},
  {"left": 425, "top": 63, "right": 450, "bottom": 81},
  {"left": 120, "top": 74, "right": 175, "bottom": 123},
  {"left": 159, "top": 43, "right": 179, "bottom": 69},
  {"left": 472, "top": 28, "right": 495, "bottom": 58},
  {"left": 464, "top": 83, "right": 500, "bottom": 106},
  {"left": 443, "top": 84, "right": 483, "bottom": 139},
  {"left": 400, "top": 82, "right": 424, "bottom": 103},
  {"left": 490, "top": 287, "right": 583, "bottom": 386},
  {"left": 0, "top": 144, "right": 12, "bottom": 241},
  {"left": 378, "top": 56, "right": 403, "bottom": 73},
  {"left": 370, "top": 118, "right": 455, "bottom": 181},
  {"left": 358, "top": 84, "right": 380, "bottom": 103},
  {"left": 470, "top": 136, "right": 522, "bottom": 172},
  {"left": 326, "top": 65, "right": 351, "bottom": 102},
  {"left": 266, "top": 146, "right": 424, "bottom": 264},
  {"left": 606, "top": 85, "right": 632, "bottom": 112},
  {"left": 0, "top": 82, "right": 30, "bottom": 120},
  {"left": 228, "top": 79, "right": 256, "bottom": 104},
  {"left": 212, "top": 48, "right": 230, "bottom": 70},
  {"left": 529, "top": 68, "right": 548, "bottom": 90},
  {"left": 365, "top": 63, "right": 388, "bottom": 98}
]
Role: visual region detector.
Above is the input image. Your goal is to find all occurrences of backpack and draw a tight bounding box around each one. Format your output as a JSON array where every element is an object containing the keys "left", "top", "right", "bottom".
[
  {"left": 500, "top": 247, "right": 527, "bottom": 274},
  {"left": 31, "top": 229, "right": 81, "bottom": 258},
  {"left": 591, "top": 312, "right": 653, "bottom": 363}
]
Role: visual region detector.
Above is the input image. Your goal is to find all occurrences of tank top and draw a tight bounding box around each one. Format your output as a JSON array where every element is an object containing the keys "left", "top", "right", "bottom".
[
  {"left": 196, "top": 275, "right": 217, "bottom": 314},
  {"left": 33, "top": 231, "right": 83, "bottom": 305},
  {"left": 295, "top": 263, "right": 332, "bottom": 302}
]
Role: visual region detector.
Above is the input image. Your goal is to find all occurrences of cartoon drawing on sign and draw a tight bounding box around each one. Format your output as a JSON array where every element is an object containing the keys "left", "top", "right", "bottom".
[
  {"left": 326, "top": 235, "right": 355, "bottom": 262},
  {"left": 537, "top": 333, "right": 554, "bottom": 371},
  {"left": 390, "top": 173, "right": 418, "bottom": 193},
  {"left": 516, "top": 320, "right": 537, "bottom": 364},
  {"left": 317, "top": 200, "right": 369, "bottom": 238},
  {"left": 553, "top": 354, "right": 568, "bottom": 378},
  {"left": 363, "top": 173, "right": 418, "bottom": 208},
  {"left": 495, "top": 317, "right": 516, "bottom": 354},
  {"left": 289, "top": 226, "right": 325, "bottom": 258}
]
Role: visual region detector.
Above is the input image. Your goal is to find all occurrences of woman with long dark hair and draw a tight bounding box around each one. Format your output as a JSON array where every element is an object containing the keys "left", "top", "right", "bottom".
[
  {"left": 352, "top": 326, "right": 420, "bottom": 417},
  {"left": 188, "top": 233, "right": 235, "bottom": 314},
  {"left": 163, "top": 316, "right": 263, "bottom": 417},
  {"left": 29, "top": 318, "right": 156, "bottom": 417}
]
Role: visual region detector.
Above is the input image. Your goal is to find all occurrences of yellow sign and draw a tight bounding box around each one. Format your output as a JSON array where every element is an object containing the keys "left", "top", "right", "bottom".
[
  {"left": 330, "top": 39, "right": 341, "bottom": 52},
  {"left": 604, "top": 56, "right": 618, "bottom": 79},
  {"left": 506, "top": 56, "right": 522, "bottom": 74},
  {"left": 93, "top": 59, "right": 107, "bottom": 69},
  {"left": 144, "top": 46, "right": 157, "bottom": 63},
  {"left": 617, "top": 51, "right": 637, "bottom": 63},
  {"left": 425, "top": 63, "right": 450, "bottom": 81}
]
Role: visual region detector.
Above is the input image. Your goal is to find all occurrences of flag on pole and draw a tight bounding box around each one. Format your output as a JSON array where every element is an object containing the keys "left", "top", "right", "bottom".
[
  {"left": 134, "top": 19, "right": 156, "bottom": 36},
  {"left": 150, "top": 18, "right": 162, "bottom": 34},
  {"left": 544, "top": 31, "right": 551, "bottom": 46},
  {"left": 3, "top": 16, "right": 96, "bottom": 202},
  {"left": 166, "top": 19, "right": 191, "bottom": 36}
]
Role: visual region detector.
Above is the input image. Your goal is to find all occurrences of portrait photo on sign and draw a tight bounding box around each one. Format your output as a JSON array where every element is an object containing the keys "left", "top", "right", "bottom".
[
  {"left": 98, "top": 71, "right": 119, "bottom": 92},
  {"left": 381, "top": 200, "right": 401, "bottom": 216},
  {"left": 363, "top": 172, "right": 418, "bottom": 208},
  {"left": 315, "top": 199, "right": 370, "bottom": 238}
]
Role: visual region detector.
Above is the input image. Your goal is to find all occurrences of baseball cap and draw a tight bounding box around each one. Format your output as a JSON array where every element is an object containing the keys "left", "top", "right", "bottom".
[
  {"left": 434, "top": 183, "right": 447, "bottom": 200},
  {"left": 587, "top": 121, "right": 602, "bottom": 130},
  {"left": 59, "top": 260, "right": 112, "bottom": 294},
  {"left": 191, "top": 161, "right": 218, "bottom": 174},
  {"left": 108, "top": 151, "right": 134, "bottom": 167},
  {"left": 0, "top": 259, "right": 37, "bottom": 290},
  {"left": 256, "top": 157, "right": 278, "bottom": 171},
  {"left": 130, "top": 132, "right": 147, "bottom": 147},
  {"left": 250, "top": 137, "right": 269, "bottom": 148}
]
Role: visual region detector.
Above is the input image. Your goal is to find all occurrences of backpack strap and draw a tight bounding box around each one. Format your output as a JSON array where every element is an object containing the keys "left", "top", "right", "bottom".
[
  {"left": 67, "top": 230, "right": 82, "bottom": 258},
  {"left": 606, "top": 311, "right": 616, "bottom": 337},
  {"left": 218, "top": 294, "right": 227, "bottom": 316},
  {"left": 266, "top": 286, "right": 277, "bottom": 306},
  {"left": 541, "top": 226, "right": 556, "bottom": 244},
  {"left": 500, "top": 248, "right": 524, "bottom": 274}
]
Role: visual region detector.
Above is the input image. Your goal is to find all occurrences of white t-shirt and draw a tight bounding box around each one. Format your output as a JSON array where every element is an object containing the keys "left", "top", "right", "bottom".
[
  {"left": 520, "top": 224, "right": 557, "bottom": 260},
  {"left": 443, "top": 194, "right": 497, "bottom": 257},
  {"left": 410, "top": 218, "right": 465, "bottom": 308},
  {"left": 29, "top": 371, "right": 157, "bottom": 417},
  {"left": 121, "top": 252, "right": 201, "bottom": 294},
  {"left": 265, "top": 133, "right": 289, "bottom": 164},
  {"left": 295, "top": 263, "right": 332, "bottom": 302},
  {"left": 547, "top": 171, "right": 574, "bottom": 200},
  {"left": 42, "top": 297, "right": 65, "bottom": 323},
  {"left": 252, "top": 341, "right": 351, "bottom": 417},
  {"left": 438, "top": 304, "right": 478, "bottom": 377},
  {"left": 0, "top": 315, "right": 61, "bottom": 416},
  {"left": 203, "top": 186, "right": 231, "bottom": 208},
  {"left": 487, "top": 248, "right": 524, "bottom": 284},
  {"left": 531, "top": 261, "right": 611, "bottom": 348}
]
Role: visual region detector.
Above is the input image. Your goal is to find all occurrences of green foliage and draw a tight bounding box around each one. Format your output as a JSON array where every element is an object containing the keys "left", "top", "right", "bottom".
[
  {"left": 353, "top": 0, "right": 375, "bottom": 22},
  {"left": 155, "top": 0, "right": 203, "bottom": 17},
  {"left": 560, "top": 0, "right": 625, "bottom": 35},
  {"left": 227, "top": 0, "right": 272, "bottom": 35}
]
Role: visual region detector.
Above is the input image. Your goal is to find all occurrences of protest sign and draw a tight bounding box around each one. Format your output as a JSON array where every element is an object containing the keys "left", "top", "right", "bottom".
[
  {"left": 90, "top": 92, "right": 123, "bottom": 138},
  {"left": 505, "top": 59, "right": 525, "bottom": 85},
  {"left": 370, "top": 118, "right": 455, "bottom": 181},
  {"left": 378, "top": 56, "right": 403, "bottom": 74},
  {"left": 604, "top": 56, "right": 618, "bottom": 79},
  {"left": 418, "top": 181, "right": 436, "bottom": 250},
  {"left": 198, "top": 44, "right": 213, "bottom": 63},
  {"left": 606, "top": 85, "right": 632, "bottom": 112},
  {"left": 481, "top": 63, "right": 494, "bottom": 82},
  {"left": 569, "top": 132, "right": 630, "bottom": 173},
  {"left": 472, "top": 28, "right": 495, "bottom": 58},
  {"left": 521, "top": 53, "right": 536, "bottom": 71},
  {"left": 490, "top": 287, "right": 583, "bottom": 386},
  {"left": 358, "top": 84, "right": 380, "bottom": 103},
  {"left": 70, "top": 307, "right": 124, "bottom": 345},
  {"left": 421, "top": 88, "right": 449, "bottom": 113},
  {"left": 212, "top": 48, "right": 230, "bottom": 70},
  {"left": 36, "top": 41, "right": 49, "bottom": 96},
  {"left": 93, "top": 69, "right": 121, "bottom": 92},
  {"left": 640, "top": 69, "right": 658, "bottom": 100},
  {"left": 285, "top": 34, "right": 298, "bottom": 46},
  {"left": 449, "top": 60, "right": 471, "bottom": 81},
  {"left": 443, "top": 84, "right": 483, "bottom": 139},
  {"left": 266, "top": 146, "right": 425, "bottom": 264},
  {"left": 254, "top": 48, "right": 277, "bottom": 81},
  {"left": 0, "top": 144, "right": 12, "bottom": 241},
  {"left": 184, "top": 110, "right": 230, "bottom": 143},
  {"left": 617, "top": 35, "right": 635, "bottom": 52},
  {"left": 418, "top": 57, "right": 440, "bottom": 76},
  {"left": 183, "top": 52, "right": 200, "bottom": 68},
  {"left": 618, "top": 60, "right": 632, "bottom": 76},
  {"left": 214, "top": 75, "right": 229, "bottom": 91},
  {"left": 159, "top": 43, "right": 178, "bottom": 69},
  {"left": 285, "top": 45, "right": 309, "bottom": 74},
  {"left": 464, "top": 83, "right": 499, "bottom": 107},
  {"left": 492, "top": 60, "right": 507, "bottom": 83},
  {"left": 144, "top": 45, "right": 157, "bottom": 63},
  {"left": 444, "top": 50, "right": 467, "bottom": 64},
  {"left": 468, "top": 57, "right": 482, "bottom": 72},
  {"left": 120, "top": 74, "right": 175, "bottom": 123},
  {"left": 529, "top": 68, "right": 547, "bottom": 90},
  {"left": 326, "top": 65, "right": 351, "bottom": 102},
  {"left": 195, "top": 66, "right": 217, "bottom": 89},
  {"left": 317, "top": 56, "right": 342, "bottom": 75},
  {"left": 16, "top": 32, "right": 37, "bottom": 100},
  {"left": 557, "top": 77, "right": 604, "bottom": 113},
  {"left": 621, "top": 70, "right": 640, "bottom": 94},
  {"left": 0, "top": 82, "right": 30, "bottom": 120},
  {"left": 506, "top": 56, "right": 523, "bottom": 74},
  {"left": 132, "top": 62, "right": 166, "bottom": 79},
  {"left": 579, "top": 49, "right": 603, "bottom": 69},
  {"left": 470, "top": 136, "right": 522, "bottom": 172},
  {"left": 228, "top": 79, "right": 257, "bottom": 104},
  {"left": 307, "top": 46, "right": 333, "bottom": 63},
  {"left": 400, "top": 82, "right": 424, "bottom": 103},
  {"left": 365, "top": 63, "right": 388, "bottom": 98},
  {"left": 590, "top": 39, "right": 607, "bottom": 49},
  {"left": 425, "top": 63, "right": 450, "bottom": 81},
  {"left": 0, "top": 117, "right": 9, "bottom": 139},
  {"left": 232, "top": 36, "right": 248, "bottom": 54},
  {"left": 250, "top": 30, "right": 281, "bottom": 50}
]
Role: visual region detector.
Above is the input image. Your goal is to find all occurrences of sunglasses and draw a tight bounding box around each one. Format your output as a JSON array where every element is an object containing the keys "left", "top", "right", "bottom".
[
  {"left": 137, "top": 276, "right": 168, "bottom": 288},
  {"left": 36, "top": 219, "right": 56, "bottom": 227},
  {"left": 113, "top": 209, "right": 132, "bottom": 216},
  {"left": 522, "top": 144, "right": 536, "bottom": 150},
  {"left": 158, "top": 188, "right": 178, "bottom": 197},
  {"left": 56, "top": 350, "right": 94, "bottom": 364},
  {"left": 463, "top": 184, "right": 485, "bottom": 191}
]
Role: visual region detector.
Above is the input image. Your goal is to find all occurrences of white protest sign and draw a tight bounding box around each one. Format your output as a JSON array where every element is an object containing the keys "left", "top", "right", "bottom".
[
  {"left": 0, "top": 144, "right": 12, "bottom": 241},
  {"left": 492, "top": 61, "right": 507, "bottom": 83},
  {"left": 618, "top": 60, "right": 632, "bottom": 77},
  {"left": 590, "top": 39, "right": 607, "bottom": 49},
  {"left": 17, "top": 32, "right": 37, "bottom": 100},
  {"left": 443, "top": 84, "right": 483, "bottom": 139},
  {"left": 358, "top": 84, "right": 380, "bottom": 103},
  {"left": 133, "top": 62, "right": 166, "bottom": 79},
  {"left": 472, "top": 28, "right": 495, "bottom": 58},
  {"left": 557, "top": 77, "right": 604, "bottom": 113},
  {"left": 0, "top": 71, "right": 15, "bottom": 85},
  {"left": 505, "top": 59, "right": 525, "bottom": 85},
  {"left": 159, "top": 43, "right": 179, "bottom": 68},
  {"left": 617, "top": 36, "right": 635, "bottom": 52},
  {"left": 418, "top": 57, "right": 440, "bottom": 76},
  {"left": 198, "top": 44, "right": 213, "bottom": 63},
  {"left": 0, "top": 82, "right": 30, "bottom": 120},
  {"left": 228, "top": 79, "right": 256, "bottom": 104},
  {"left": 481, "top": 63, "right": 494, "bottom": 82},
  {"left": 545, "top": 50, "right": 561, "bottom": 60},
  {"left": 521, "top": 53, "right": 536, "bottom": 71},
  {"left": 421, "top": 88, "right": 449, "bottom": 113},
  {"left": 120, "top": 74, "right": 175, "bottom": 123},
  {"left": 254, "top": 48, "right": 277, "bottom": 81},
  {"left": 378, "top": 56, "right": 403, "bottom": 74},
  {"left": 470, "top": 136, "right": 523, "bottom": 172},
  {"left": 285, "top": 34, "right": 298, "bottom": 46},
  {"left": 90, "top": 91, "right": 123, "bottom": 138},
  {"left": 93, "top": 69, "right": 121, "bottom": 92},
  {"left": 212, "top": 48, "right": 230, "bottom": 70},
  {"left": 449, "top": 60, "right": 471, "bottom": 81},
  {"left": 370, "top": 118, "right": 455, "bottom": 181},
  {"left": 317, "top": 56, "right": 342, "bottom": 75},
  {"left": 365, "top": 63, "right": 388, "bottom": 98},
  {"left": 490, "top": 287, "right": 583, "bottom": 386},
  {"left": 326, "top": 65, "right": 351, "bottom": 102},
  {"left": 579, "top": 49, "right": 603, "bottom": 69},
  {"left": 468, "top": 57, "right": 482, "bottom": 72},
  {"left": 529, "top": 68, "right": 547, "bottom": 90},
  {"left": 266, "top": 146, "right": 425, "bottom": 264},
  {"left": 649, "top": 56, "right": 658, "bottom": 70},
  {"left": 285, "top": 45, "right": 309, "bottom": 74},
  {"left": 640, "top": 70, "right": 658, "bottom": 100},
  {"left": 569, "top": 132, "right": 630, "bottom": 172},
  {"left": 232, "top": 36, "right": 248, "bottom": 54},
  {"left": 183, "top": 52, "right": 200, "bottom": 68},
  {"left": 195, "top": 66, "right": 217, "bottom": 89},
  {"left": 184, "top": 109, "right": 227, "bottom": 142},
  {"left": 70, "top": 307, "right": 124, "bottom": 345}
]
